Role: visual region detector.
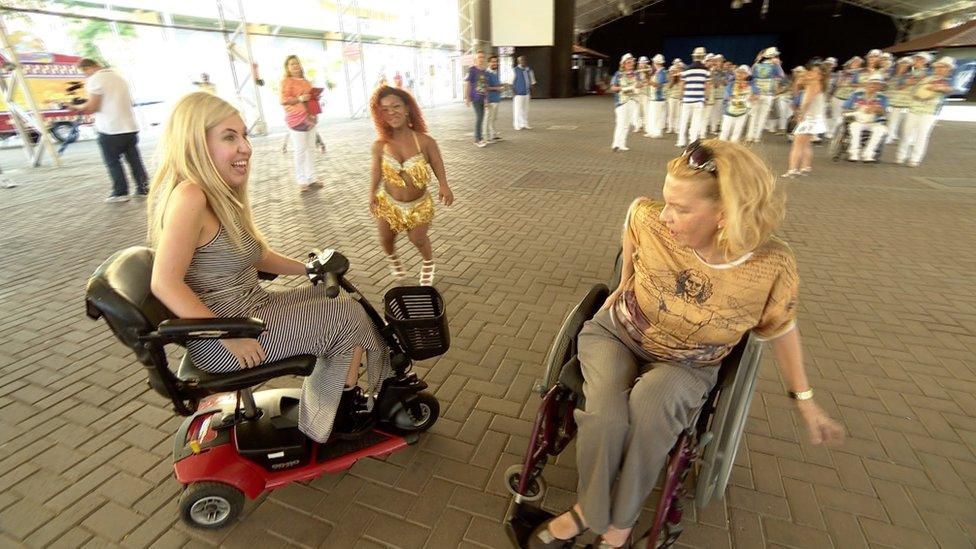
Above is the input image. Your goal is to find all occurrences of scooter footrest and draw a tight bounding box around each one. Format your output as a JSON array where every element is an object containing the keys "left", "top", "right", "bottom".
[{"left": 316, "top": 430, "right": 391, "bottom": 462}]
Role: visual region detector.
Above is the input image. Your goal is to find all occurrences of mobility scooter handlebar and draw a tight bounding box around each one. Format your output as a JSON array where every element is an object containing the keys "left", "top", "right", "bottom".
[{"left": 305, "top": 248, "right": 347, "bottom": 298}]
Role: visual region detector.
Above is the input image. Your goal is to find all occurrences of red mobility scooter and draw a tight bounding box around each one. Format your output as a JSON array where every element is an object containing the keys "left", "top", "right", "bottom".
[{"left": 85, "top": 247, "right": 449, "bottom": 529}]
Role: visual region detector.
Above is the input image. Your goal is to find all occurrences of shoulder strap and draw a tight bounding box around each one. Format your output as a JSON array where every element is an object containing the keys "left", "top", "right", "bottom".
[{"left": 411, "top": 131, "right": 422, "bottom": 154}]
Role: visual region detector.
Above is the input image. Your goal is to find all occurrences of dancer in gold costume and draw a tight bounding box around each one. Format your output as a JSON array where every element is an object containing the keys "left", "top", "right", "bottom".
[{"left": 369, "top": 86, "right": 455, "bottom": 286}]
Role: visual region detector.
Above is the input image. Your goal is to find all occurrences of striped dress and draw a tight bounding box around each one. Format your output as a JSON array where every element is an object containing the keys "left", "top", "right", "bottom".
[{"left": 184, "top": 223, "right": 392, "bottom": 443}]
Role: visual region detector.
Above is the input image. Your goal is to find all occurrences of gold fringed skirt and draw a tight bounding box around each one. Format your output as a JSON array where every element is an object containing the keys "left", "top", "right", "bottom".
[{"left": 372, "top": 190, "right": 435, "bottom": 234}]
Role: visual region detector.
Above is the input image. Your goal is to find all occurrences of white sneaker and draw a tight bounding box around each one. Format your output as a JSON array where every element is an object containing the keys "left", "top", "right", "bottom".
[
  {"left": 476, "top": 141, "right": 487, "bottom": 148},
  {"left": 619, "top": 146, "right": 630, "bottom": 151},
  {"left": 104, "top": 195, "right": 130, "bottom": 203},
  {"left": 907, "top": 161, "right": 919, "bottom": 168},
  {"left": 524, "top": 126, "right": 533, "bottom": 130}
]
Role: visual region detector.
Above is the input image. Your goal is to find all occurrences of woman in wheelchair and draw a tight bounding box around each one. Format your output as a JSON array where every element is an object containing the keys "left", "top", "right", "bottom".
[
  {"left": 147, "top": 92, "right": 391, "bottom": 443},
  {"left": 530, "top": 139, "right": 843, "bottom": 548}
]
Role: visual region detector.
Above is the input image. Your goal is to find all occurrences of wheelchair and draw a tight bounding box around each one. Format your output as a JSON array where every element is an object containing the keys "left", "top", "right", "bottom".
[
  {"left": 828, "top": 112, "right": 887, "bottom": 162},
  {"left": 85, "top": 247, "right": 449, "bottom": 529},
  {"left": 504, "top": 253, "right": 764, "bottom": 548}
]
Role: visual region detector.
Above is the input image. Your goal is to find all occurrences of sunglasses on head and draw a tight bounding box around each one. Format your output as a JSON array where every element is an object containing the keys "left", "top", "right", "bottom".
[{"left": 682, "top": 140, "right": 717, "bottom": 174}]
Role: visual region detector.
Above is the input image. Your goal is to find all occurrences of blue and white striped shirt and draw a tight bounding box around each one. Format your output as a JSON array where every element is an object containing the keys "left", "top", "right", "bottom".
[{"left": 680, "top": 62, "right": 709, "bottom": 103}]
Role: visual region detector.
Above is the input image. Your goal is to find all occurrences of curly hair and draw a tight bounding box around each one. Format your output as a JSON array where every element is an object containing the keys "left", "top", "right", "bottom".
[
  {"left": 666, "top": 139, "right": 785, "bottom": 259},
  {"left": 369, "top": 86, "right": 427, "bottom": 141}
]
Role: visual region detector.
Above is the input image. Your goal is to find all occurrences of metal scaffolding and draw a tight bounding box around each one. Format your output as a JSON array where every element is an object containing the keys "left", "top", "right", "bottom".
[
  {"left": 458, "top": 0, "right": 477, "bottom": 58},
  {"left": 0, "top": 14, "right": 60, "bottom": 168},
  {"left": 216, "top": 0, "right": 267, "bottom": 135},
  {"left": 336, "top": 0, "right": 369, "bottom": 119}
]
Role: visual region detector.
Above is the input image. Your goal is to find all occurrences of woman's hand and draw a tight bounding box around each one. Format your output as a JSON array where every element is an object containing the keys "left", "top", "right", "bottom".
[
  {"left": 439, "top": 184, "right": 454, "bottom": 206},
  {"left": 221, "top": 338, "right": 266, "bottom": 369},
  {"left": 796, "top": 400, "right": 844, "bottom": 445},
  {"left": 298, "top": 93, "right": 308, "bottom": 103},
  {"left": 369, "top": 194, "right": 379, "bottom": 214},
  {"left": 600, "top": 287, "right": 623, "bottom": 311}
]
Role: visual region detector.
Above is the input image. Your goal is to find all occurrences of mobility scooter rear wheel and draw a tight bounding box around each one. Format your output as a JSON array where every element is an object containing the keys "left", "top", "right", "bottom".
[
  {"left": 388, "top": 391, "right": 440, "bottom": 434},
  {"left": 178, "top": 482, "right": 244, "bottom": 529}
]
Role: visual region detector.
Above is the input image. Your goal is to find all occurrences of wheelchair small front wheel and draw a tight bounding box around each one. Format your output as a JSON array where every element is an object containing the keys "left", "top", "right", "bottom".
[
  {"left": 504, "top": 464, "right": 547, "bottom": 502},
  {"left": 389, "top": 392, "right": 440, "bottom": 434},
  {"left": 178, "top": 482, "right": 243, "bottom": 529}
]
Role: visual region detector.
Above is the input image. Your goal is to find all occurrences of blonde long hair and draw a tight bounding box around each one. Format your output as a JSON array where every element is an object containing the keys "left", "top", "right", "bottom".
[
  {"left": 667, "top": 139, "right": 785, "bottom": 258},
  {"left": 147, "top": 92, "right": 266, "bottom": 252}
]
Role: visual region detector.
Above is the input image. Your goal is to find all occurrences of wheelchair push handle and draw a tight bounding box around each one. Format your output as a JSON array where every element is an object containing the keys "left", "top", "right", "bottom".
[{"left": 305, "top": 248, "right": 350, "bottom": 299}]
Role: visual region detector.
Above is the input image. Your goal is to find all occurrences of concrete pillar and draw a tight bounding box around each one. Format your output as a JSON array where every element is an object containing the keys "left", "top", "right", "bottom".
[{"left": 513, "top": 0, "right": 575, "bottom": 98}]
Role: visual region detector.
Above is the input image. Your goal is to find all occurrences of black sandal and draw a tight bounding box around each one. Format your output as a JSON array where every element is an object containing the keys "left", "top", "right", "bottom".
[{"left": 527, "top": 507, "right": 587, "bottom": 549}]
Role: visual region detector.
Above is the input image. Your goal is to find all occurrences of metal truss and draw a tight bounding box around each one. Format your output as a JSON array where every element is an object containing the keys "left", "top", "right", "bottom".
[
  {"left": 0, "top": 14, "right": 60, "bottom": 168},
  {"left": 336, "top": 0, "right": 369, "bottom": 118},
  {"left": 838, "top": 0, "right": 975, "bottom": 20},
  {"left": 216, "top": 0, "right": 267, "bottom": 135}
]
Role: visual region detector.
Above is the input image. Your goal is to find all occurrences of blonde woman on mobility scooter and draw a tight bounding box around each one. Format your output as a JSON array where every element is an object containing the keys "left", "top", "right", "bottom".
[
  {"left": 148, "top": 92, "right": 390, "bottom": 444},
  {"left": 530, "top": 139, "right": 844, "bottom": 549}
]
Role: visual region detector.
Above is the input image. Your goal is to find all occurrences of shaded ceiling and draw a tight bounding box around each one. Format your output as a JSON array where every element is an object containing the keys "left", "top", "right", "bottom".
[{"left": 574, "top": 0, "right": 976, "bottom": 33}]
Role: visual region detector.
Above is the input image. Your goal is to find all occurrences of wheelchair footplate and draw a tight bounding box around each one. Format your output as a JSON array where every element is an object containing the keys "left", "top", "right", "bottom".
[{"left": 505, "top": 500, "right": 554, "bottom": 548}]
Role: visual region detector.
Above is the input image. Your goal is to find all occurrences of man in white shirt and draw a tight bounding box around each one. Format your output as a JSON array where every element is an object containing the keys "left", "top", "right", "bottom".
[
  {"left": 70, "top": 58, "right": 148, "bottom": 202},
  {"left": 511, "top": 56, "right": 536, "bottom": 130}
]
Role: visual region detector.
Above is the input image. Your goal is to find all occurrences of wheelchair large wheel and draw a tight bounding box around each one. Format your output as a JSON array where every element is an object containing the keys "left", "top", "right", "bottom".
[
  {"left": 178, "top": 482, "right": 244, "bottom": 529},
  {"left": 503, "top": 464, "right": 547, "bottom": 502},
  {"left": 388, "top": 392, "right": 439, "bottom": 434}
]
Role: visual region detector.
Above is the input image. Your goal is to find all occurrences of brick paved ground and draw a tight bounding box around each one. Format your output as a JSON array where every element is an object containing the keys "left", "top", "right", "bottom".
[{"left": 1, "top": 96, "right": 975, "bottom": 548}]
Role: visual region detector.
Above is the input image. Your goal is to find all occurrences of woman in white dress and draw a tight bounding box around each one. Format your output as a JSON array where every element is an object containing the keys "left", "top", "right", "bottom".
[{"left": 783, "top": 62, "right": 828, "bottom": 178}]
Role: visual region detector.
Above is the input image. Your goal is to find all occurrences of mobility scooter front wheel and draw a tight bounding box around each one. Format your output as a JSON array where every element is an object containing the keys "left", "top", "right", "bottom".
[
  {"left": 178, "top": 482, "right": 244, "bottom": 529},
  {"left": 387, "top": 391, "right": 440, "bottom": 434}
]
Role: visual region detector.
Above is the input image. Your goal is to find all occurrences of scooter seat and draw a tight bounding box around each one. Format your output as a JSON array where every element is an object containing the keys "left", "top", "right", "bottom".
[{"left": 177, "top": 353, "right": 317, "bottom": 393}]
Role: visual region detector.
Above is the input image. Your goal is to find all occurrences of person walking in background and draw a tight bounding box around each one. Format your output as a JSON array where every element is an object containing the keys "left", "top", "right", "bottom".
[
  {"left": 464, "top": 52, "right": 489, "bottom": 147},
  {"left": 828, "top": 56, "right": 863, "bottom": 139},
  {"left": 644, "top": 54, "right": 668, "bottom": 138},
  {"left": 512, "top": 56, "right": 536, "bottom": 130},
  {"left": 280, "top": 55, "right": 321, "bottom": 191},
  {"left": 192, "top": 72, "right": 216, "bottom": 94},
  {"left": 897, "top": 56, "right": 955, "bottom": 167},
  {"left": 675, "top": 47, "right": 710, "bottom": 148},
  {"left": 885, "top": 57, "right": 913, "bottom": 144},
  {"left": 483, "top": 55, "right": 504, "bottom": 142},
  {"left": 719, "top": 65, "right": 759, "bottom": 142},
  {"left": 634, "top": 56, "right": 652, "bottom": 133},
  {"left": 746, "top": 47, "right": 785, "bottom": 143},
  {"left": 706, "top": 54, "right": 728, "bottom": 135},
  {"left": 665, "top": 64, "right": 683, "bottom": 134},
  {"left": 610, "top": 53, "right": 641, "bottom": 152},
  {"left": 783, "top": 61, "right": 828, "bottom": 177},
  {"left": 70, "top": 58, "right": 149, "bottom": 203}
]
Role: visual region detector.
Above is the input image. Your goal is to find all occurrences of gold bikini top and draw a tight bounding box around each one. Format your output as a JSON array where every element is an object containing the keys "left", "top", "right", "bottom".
[{"left": 381, "top": 132, "right": 432, "bottom": 190}]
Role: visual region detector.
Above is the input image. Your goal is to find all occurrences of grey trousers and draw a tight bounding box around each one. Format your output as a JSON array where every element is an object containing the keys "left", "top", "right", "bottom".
[{"left": 574, "top": 309, "right": 718, "bottom": 533}]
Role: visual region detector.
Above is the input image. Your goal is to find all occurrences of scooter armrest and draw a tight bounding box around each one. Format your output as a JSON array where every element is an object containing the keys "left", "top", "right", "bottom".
[{"left": 152, "top": 317, "right": 266, "bottom": 342}]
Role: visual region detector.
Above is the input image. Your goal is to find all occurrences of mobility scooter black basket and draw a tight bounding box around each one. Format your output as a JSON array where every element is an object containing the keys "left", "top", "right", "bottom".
[{"left": 383, "top": 286, "right": 450, "bottom": 361}]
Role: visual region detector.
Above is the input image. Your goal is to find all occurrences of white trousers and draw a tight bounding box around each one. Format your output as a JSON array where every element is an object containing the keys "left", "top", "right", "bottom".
[
  {"left": 699, "top": 104, "right": 713, "bottom": 138},
  {"left": 666, "top": 97, "right": 681, "bottom": 132},
  {"left": 483, "top": 102, "right": 499, "bottom": 140},
  {"left": 709, "top": 100, "right": 724, "bottom": 132},
  {"left": 886, "top": 107, "right": 907, "bottom": 143},
  {"left": 897, "top": 113, "right": 937, "bottom": 164},
  {"left": 289, "top": 127, "right": 317, "bottom": 186},
  {"left": 676, "top": 102, "right": 704, "bottom": 147},
  {"left": 646, "top": 100, "right": 666, "bottom": 137},
  {"left": 847, "top": 122, "right": 887, "bottom": 160},
  {"left": 776, "top": 96, "right": 794, "bottom": 131},
  {"left": 513, "top": 94, "right": 531, "bottom": 129},
  {"left": 827, "top": 97, "right": 846, "bottom": 138},
  {"left": 612, "top": 102, "right": 636, "bottom": 149},
  {"left": 746, "top": 95, "right": 775, "bottom": 141},
  {"left": 633, "top": 96, "right": 647, "bottom": 131},
  {"left": 719, "top": 114, "right": 748, "bottom": 142}
]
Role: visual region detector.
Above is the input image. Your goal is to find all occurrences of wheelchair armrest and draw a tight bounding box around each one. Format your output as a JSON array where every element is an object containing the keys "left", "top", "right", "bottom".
[
  {"left": 257, "top": 271, "right": 278, "bottom": 281},
  {"left": 151, "top": 317, "right": 266, "bottom": 343}
]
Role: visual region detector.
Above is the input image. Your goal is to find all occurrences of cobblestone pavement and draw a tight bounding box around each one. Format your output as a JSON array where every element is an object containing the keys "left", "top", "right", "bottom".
[{"left": 1, "top": 96, "right": 975, "bottom": 549}]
